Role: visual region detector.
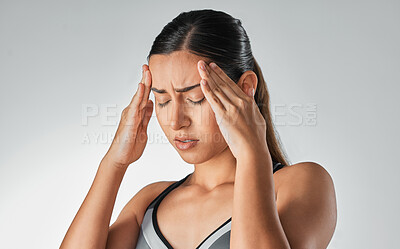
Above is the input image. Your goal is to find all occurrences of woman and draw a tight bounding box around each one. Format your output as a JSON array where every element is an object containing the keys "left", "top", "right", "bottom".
[{"left": 61, "top": 9, "right": 337, "bottom": 249}]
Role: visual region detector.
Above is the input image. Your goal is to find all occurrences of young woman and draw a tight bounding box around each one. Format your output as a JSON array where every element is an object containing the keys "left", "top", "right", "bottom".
[{"left": 61, "top": 9, "right": 337, "bottom": 249}]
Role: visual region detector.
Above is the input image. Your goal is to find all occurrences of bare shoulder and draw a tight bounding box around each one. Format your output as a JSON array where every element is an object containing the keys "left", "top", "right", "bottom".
[
  {"left": 274, "top": 161, "right": 334, "bottom": 192},
  {"left": 279, "top": 161, "right": 333, "bottom": 176},
  {"left": 274, "top": 161, "right": 337, "bottom": 248},
  {"left": 129, "top": 180, "right": 178, "bottom": 226}
]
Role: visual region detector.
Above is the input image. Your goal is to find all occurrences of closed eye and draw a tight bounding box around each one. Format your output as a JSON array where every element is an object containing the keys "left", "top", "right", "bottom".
[
  {"left": 158, "top": 97, "right": 206, "bottom": 108},
  {"left": 189, "top": 97, "right": 206, "bottom": 106}
]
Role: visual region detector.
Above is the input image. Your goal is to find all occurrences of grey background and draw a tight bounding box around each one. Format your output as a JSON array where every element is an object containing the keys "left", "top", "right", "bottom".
[{"left": 1, "top": 0, "right": 399, "bottom": 248}]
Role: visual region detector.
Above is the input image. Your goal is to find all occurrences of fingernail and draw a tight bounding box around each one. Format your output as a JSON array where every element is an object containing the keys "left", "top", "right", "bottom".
[{"left": 210, "top": 62, "right": 217, "bottom": 69}]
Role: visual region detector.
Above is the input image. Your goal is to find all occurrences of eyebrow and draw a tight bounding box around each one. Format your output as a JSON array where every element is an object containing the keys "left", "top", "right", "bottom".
[{"left": 151, "top": 83, "right": 200, "bottom": 93}]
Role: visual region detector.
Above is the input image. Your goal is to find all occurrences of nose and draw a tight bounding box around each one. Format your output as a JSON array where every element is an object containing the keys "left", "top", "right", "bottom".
[{"left": 169, "top": 101, "right": 192, "bottom": 130}]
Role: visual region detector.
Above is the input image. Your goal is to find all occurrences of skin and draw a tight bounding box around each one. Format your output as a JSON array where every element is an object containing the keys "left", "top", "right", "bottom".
[
  {"left": 148, "top": 51, "right": 257, "bottom": 190},
  {"left": 148, "top": 51, "right": 336, "bottom": 249},
  {"left": 146, "top": 51, "right": 336, "bottom": 248},
  {"left": 148, "top": 51, "right": 252, "bottom": 248},
  {"left": 60, "top": 49, "right": 336, "bottom": 249}
]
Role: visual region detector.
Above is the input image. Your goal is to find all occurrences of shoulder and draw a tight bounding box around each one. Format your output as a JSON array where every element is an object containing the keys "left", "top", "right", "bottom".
[
  {"left": 275, "top": 161, "right": 334, "bottom": 191},
  {"left": 129, "top": 180, "right": 178, "bottom": 226},
  {"left": 276, "top": 161, "right": 336, "bottom": 201},
  {"left": 283, "top": 161, "right": 332, "bottom": 177},
  {"left": 275, "top": 161, "right": 337, "bottom": 248}
]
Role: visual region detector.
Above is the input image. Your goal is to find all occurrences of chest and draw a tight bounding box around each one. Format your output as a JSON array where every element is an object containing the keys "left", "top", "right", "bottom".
[
  {"left": 156, "top": 185, "right": 234, "bottom": 249},
  {"left": 153, "top": 174, "right": 282, "bottom": 249}
]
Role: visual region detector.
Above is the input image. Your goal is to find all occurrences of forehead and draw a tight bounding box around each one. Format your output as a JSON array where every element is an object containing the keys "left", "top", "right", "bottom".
[{"left": 148, "top": 51, "right": 207, "bottom": 90}]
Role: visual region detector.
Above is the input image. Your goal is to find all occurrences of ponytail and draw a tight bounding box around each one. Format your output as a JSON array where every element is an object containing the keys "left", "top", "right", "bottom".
[{"left": 253, "top": 57, "right": 291, "bottom": 166}]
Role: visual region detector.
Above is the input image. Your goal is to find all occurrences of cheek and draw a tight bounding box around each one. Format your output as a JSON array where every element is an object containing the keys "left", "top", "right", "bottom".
[
  {"left": 154, "top": 110, "right": 168, "bottom": 133},
  {"left": 197, "top": 106, "right": 225, "bottom": 143},
  {"left": 198, "top": 103, "right": 217, "bottom": 127},
  {"left": 154, "top": 105, "right": 170, "bottom": 124}
]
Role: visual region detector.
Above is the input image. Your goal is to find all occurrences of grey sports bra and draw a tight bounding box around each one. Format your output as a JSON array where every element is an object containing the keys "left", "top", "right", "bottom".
[{"left": 135, "top": 161, "right": 285, "bottom": 249}]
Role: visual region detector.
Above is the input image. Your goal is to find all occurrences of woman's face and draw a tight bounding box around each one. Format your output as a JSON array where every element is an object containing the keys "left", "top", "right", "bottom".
[{"left": 148, "top": 51, "right": 227, "bottom": 164}]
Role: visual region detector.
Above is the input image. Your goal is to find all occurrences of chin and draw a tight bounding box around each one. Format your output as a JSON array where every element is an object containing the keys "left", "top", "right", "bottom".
[
  {"left": 171, "top": 142, "right": 205, "bottom": 164},
  {"left": 176, "top": 149, "right": 207, "bottom": 164},
  {"left": 173, "top": 142, "right": 227, "bottom": 165},
  {"left": 180, "top": 156, "right": 202, "bottom": 165}
]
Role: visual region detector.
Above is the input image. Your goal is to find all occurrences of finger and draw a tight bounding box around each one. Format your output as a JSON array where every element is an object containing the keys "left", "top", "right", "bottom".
[
  {"left": 203, "top": 61, "right": 239, "bottom": 102},
  {"left": 209, "top": 62, "right": 250, "bottom": 100},
  {"left": 129, "top": 82, "right": 145, "bottom": 107},
  {"left": 128, "top": 65, "right": 147, "bottom": 107},
  {"left": 139, "top": 68, "right": 152, "bottom": 109},
  {"left": 200, "top": 78, "right": 226, "bottom": 118},
  {"left": 198, "top": 61, "right": 235, "bottom": 110},
  {"left": 142, "top": 99, "right": 154, "bottom": 130}
]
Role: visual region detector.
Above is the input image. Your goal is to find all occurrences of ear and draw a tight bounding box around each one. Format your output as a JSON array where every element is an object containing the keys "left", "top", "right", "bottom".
[{"left": 237, "top": 71, "right": 258, "bottom": 96}]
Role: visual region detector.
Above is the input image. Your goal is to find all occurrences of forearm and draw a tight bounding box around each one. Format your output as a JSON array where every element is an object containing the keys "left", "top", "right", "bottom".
[
  {"left": 60, "top": 157, "right": 128, "bottom": 249},
  {"left": 230, "top": 150, "right": 290, "bottom": 249}
]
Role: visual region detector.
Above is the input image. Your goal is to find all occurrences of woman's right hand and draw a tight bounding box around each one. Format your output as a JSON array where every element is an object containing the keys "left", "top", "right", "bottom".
[{"left": 103, "top": 64, "right": 153, "bottom": 170}]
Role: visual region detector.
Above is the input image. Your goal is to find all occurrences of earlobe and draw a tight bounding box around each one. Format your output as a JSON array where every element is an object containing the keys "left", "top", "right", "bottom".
[
  {"left": 238, "top": 71, "right": 258, "bottom": 95},
  {"left": 248, "top": 71, "right": 258, "bottom": 91}
]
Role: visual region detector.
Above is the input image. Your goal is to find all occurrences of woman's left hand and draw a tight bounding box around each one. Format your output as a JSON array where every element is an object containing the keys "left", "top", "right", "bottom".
[{"left": 197, "top": 60, "right": 269, "bottom": 160}]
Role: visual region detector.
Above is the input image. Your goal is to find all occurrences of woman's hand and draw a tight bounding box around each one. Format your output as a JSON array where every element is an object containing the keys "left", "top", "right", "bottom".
[
  {"left": 197, "top": 60, "right": 268, "bottom": 160},
  {"left": 103, "top": 64, "right": 153, "bottom": 170}
]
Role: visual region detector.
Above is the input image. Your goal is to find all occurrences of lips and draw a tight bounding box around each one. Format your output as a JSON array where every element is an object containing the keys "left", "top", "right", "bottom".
[
  {"left": 174, "top": 139, "right": 199, "bottom": 150},
  {"left": 174, "top": 136, "right": 199, "bottom": 142}
]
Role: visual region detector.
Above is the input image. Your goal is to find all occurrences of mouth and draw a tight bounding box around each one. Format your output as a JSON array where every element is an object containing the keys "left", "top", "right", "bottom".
[
  {"left": 174, "top": 136, "right": 199, "bottom": 142},
  {"left": 174, "top": 136, "right": 199, "bottom": 150},
  {"left": 174, "top": 139, "right": 198, "bottom": 142}
]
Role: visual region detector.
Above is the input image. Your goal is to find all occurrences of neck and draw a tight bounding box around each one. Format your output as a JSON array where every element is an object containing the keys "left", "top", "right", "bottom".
[{"left": 186, "top": 146, "right": 237, "bottom": 191}]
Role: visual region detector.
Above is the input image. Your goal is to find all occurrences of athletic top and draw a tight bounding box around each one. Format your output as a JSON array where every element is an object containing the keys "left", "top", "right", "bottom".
[{"left": 135, "top": 161, "right": 285, "bottom": 249}]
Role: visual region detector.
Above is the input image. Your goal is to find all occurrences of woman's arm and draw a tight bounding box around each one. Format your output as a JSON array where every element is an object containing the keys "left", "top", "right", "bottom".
[
  {"left": 275, "top": 162, "right": 337, "bottom": 249},
  {"left": 230, "top": 150, "right": 291, "bottom": 249},
  {"left": 231, "top": 153, "right": 337, "bottom": 249},
  {"left": 60, "top": 157, "right": 128, "bottom": 249},
  {"left": 60, "top": 64, "right": 153, "bottom": 248}
]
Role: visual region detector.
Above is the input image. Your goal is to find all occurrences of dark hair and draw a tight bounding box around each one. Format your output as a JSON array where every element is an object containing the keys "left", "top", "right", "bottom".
[{"left": 146, "top": 9, "right": 290, "bottom": 166}]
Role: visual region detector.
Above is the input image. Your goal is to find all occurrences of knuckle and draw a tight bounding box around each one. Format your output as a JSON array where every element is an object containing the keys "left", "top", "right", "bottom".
[
  {"left": 237, "top": 99, "right": 245, "bottom": 108},
  {"left": 217, "top": 83, "right": 226, "bottom": 90},
  {"left": 226, "top": 103, "right": 237, "bottom": 113},
  {"left": 122, "top": 107, "right": 129, "bottom": 115},
  {"left": 123, "top": 106, "right": 138, "bottom": 116}
]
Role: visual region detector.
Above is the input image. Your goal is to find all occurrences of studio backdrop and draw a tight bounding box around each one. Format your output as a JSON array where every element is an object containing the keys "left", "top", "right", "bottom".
[{"left": 0, "top": 0, "right": 399, "bottom": 248}]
